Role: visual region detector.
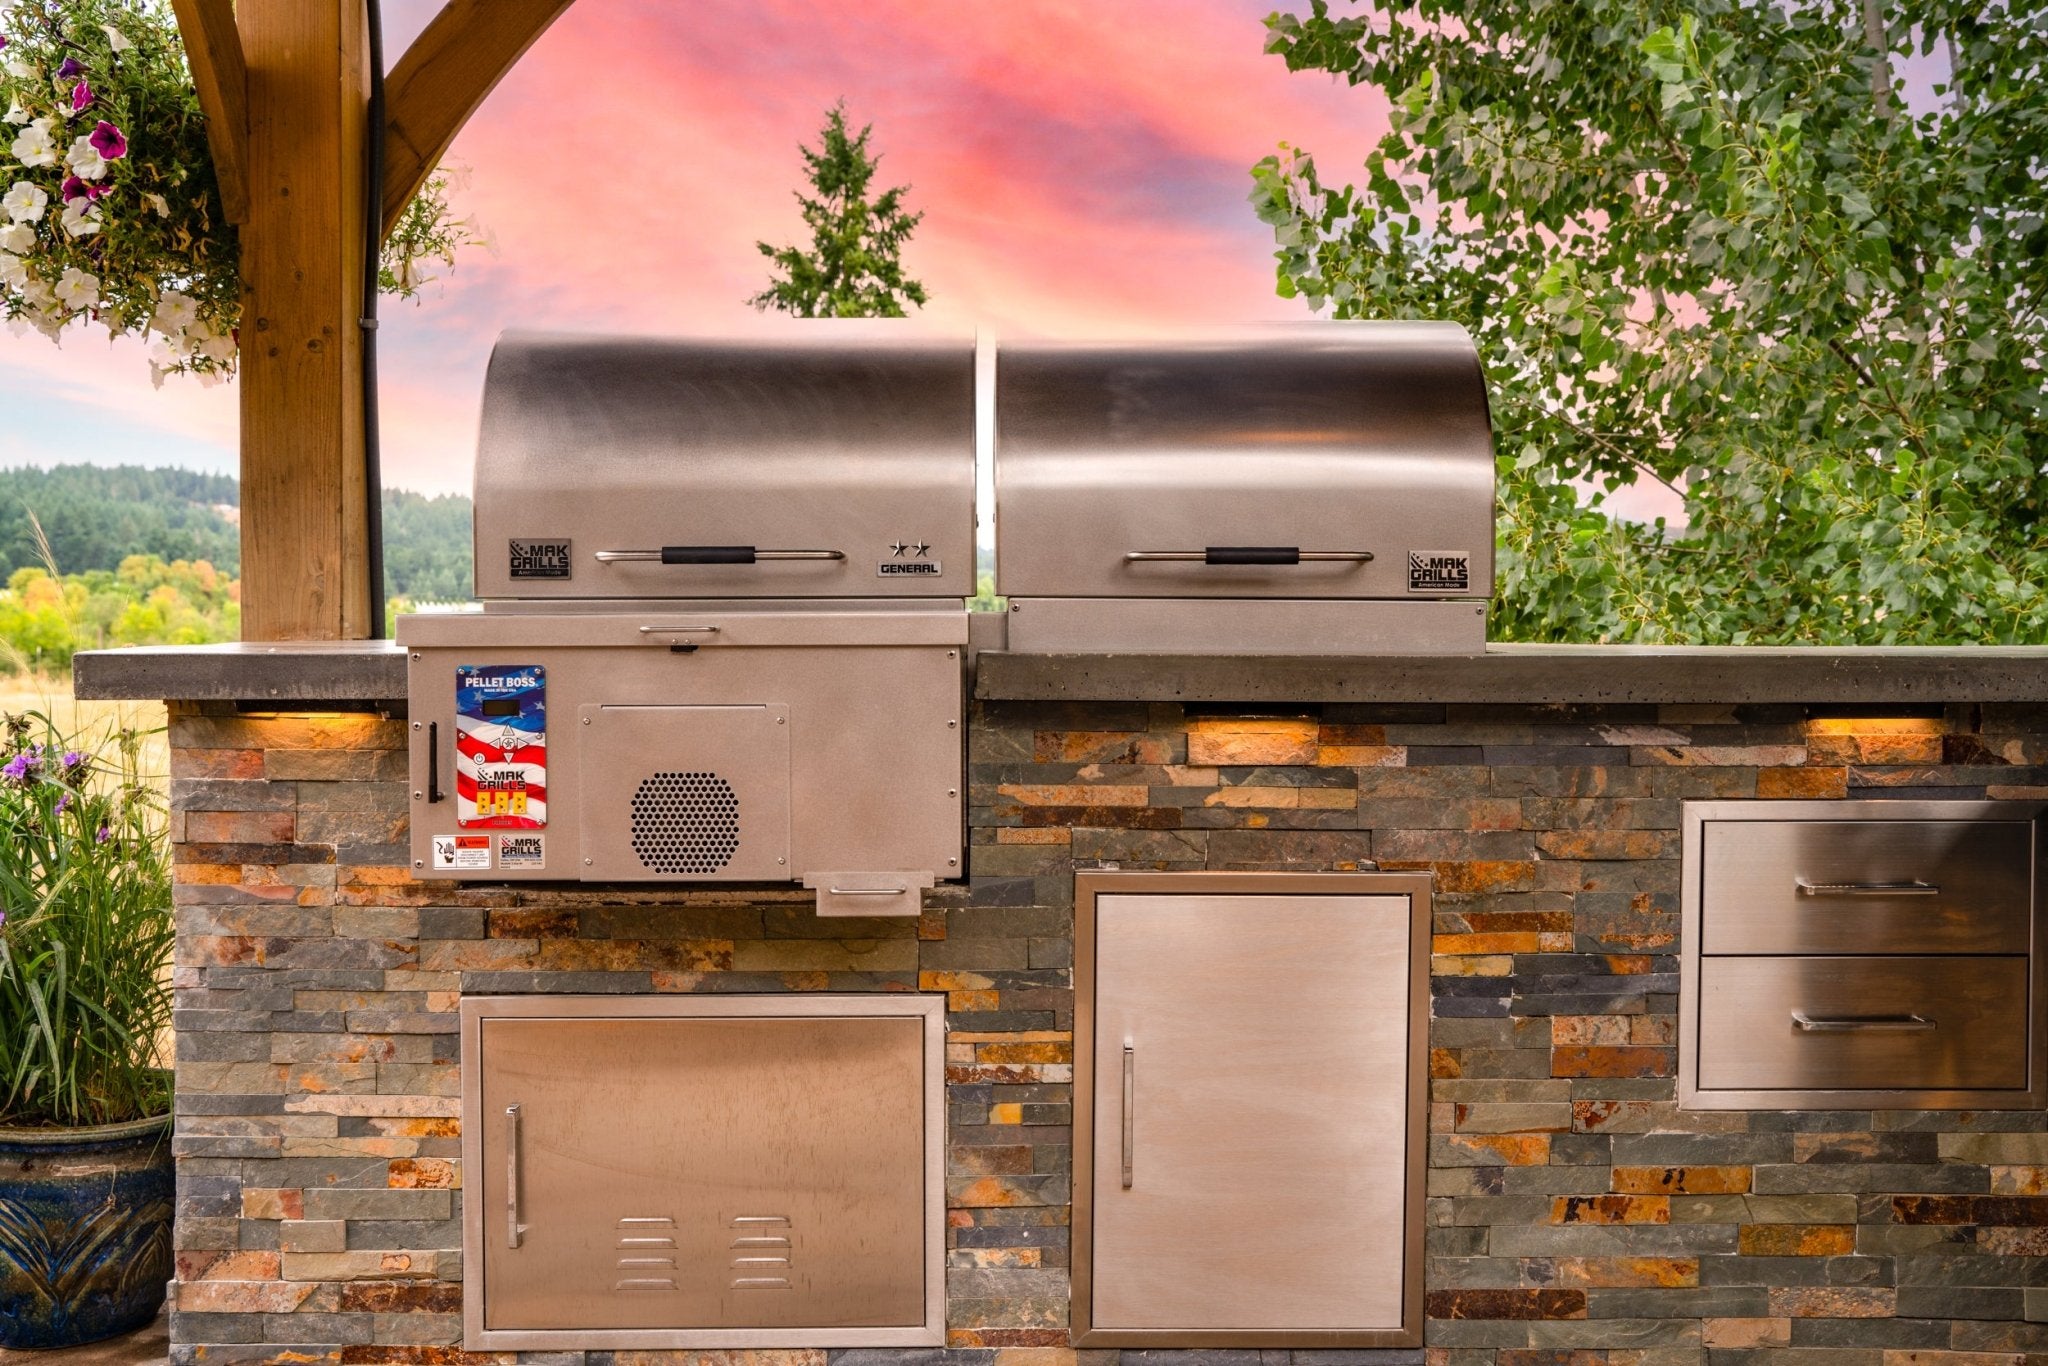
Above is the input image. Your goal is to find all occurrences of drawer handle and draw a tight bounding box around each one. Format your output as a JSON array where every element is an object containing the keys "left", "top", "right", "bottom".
[
  {"left": 1794, "top": 878, "right": 1941, "bottom": 897},
  {"left": 826, "top": 886, "right": 907, "bottom": 896},
  {"left": 1792, "top": 1011, "right": 1936, "bottom": 1033}
]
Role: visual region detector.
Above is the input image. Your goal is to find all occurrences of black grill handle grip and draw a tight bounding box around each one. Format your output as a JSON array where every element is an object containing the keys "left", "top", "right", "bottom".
[
  {"left": 1206, "top": 546, "right": 1300, "bottom": 565},
  {"left": 1124, "top": 548, "right": 1372, "bottom": 566},
  {"left": 594, "top": 548, "right": 844, "bottom": 565},
  {"left": 662, "top": 545, "right": 757, "bottom": 565}
]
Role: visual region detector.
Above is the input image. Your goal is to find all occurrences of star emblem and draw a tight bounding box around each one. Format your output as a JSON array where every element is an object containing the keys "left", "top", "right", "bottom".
[{"left": 890, "top": 541, "right": 908, "bottom": 557}]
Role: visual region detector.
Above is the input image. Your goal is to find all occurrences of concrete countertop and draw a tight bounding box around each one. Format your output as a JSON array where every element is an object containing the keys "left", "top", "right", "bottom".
[{"left": 72, "top": 639, "right": 2048, "bottom": 705}]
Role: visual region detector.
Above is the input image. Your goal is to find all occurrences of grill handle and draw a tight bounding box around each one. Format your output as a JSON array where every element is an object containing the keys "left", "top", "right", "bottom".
[
  {"left": 594, "top": 547, "right": 845, "bottom": 565},
  {"left": 1795, "top": 878, "right": 1941, "bottom": 897},
  {"left": 1791, "top": 1011, "right": 1936, "bottom": 1033},
  {"left": 1121, "top": 1044, "right": 1135, "bottom": 1189},
  {"left": 1124, "top": 547, "right": 1373, "bottom": 566}
]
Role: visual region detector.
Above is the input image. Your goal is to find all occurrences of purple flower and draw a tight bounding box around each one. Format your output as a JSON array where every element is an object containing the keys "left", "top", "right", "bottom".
[
  {"left": 88, "top": 121, "right": 124, "bottom": 160},
  {"left": 61, "top": 174, "right": 86, "bottom": 202},
  {"left": 60, "top": 750, "right": 84, "bottom": 770},
  {"left": 1, "top": 750, "right": 39, "bottom": 784},
  {"left": 56, "top": 57, "right": 82, "bottom": 80},
  {"left": 70, "top": 80, "right": 93, "bottom": 113},
  {"left": 94, "top": 824, "right": 110, "bottom": 844},
  {"left": 54, "top": 792, "right": 70, "bottom": 814}
]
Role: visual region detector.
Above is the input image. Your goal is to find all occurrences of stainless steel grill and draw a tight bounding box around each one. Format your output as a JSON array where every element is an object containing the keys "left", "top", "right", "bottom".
[
  {"left": 994, "top": 322, "right": 1496, "bottom": 654},
  {"left": 397, "top": 328, "right": 972, "bottom": 907}
]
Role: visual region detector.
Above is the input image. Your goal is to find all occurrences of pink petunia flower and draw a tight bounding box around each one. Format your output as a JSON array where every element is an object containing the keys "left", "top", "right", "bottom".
[
  {"left": 88, "top": 121, "right": 124, "bottom": 160},
  {"left": 70, "top": 79, "right": 92, "bottom": 113},
  {"left": 60, "top": 174, "right": 86, "bottom": 202}
]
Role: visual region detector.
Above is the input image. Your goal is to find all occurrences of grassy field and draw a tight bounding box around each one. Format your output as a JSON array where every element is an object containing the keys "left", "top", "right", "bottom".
[{"left": 0, "top": 671, "right": 170, "bottom": 782}]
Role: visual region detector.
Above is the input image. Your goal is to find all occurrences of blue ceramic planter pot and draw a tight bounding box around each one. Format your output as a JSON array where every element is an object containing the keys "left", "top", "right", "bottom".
[{"left": 0, "top": 1113, "right": 173, "bottom": 1349}]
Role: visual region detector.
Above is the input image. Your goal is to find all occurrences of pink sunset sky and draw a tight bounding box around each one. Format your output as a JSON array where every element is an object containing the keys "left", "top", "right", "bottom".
[{"left": 0, "top": 0, "right": 1388, "bottom": 497}]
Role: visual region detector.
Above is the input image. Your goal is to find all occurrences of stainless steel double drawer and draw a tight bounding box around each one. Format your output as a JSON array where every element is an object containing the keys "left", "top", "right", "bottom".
[{"left": 1680, "top": 800, "right": 2047, "bottom": 1110}]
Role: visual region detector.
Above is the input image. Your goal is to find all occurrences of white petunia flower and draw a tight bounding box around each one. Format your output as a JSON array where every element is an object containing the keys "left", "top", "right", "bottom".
[
  {"left": 198, "top": 331, "right": 235, "bottom": 364},
  {"left": 102, "top": 24, "right": 135, "bottom": 53},
  {"left": 19, "top": 277, "right": 53, "bottom": 310},
  {"left": 0, "top": 250, "right": 26, "bottom": 289},
  {"left": 58, "top": 195, "right": 99, "bottom": 237},
  {"left": 3, "top": 60, "right": 31, "bottom": 82},
  {"left": 10, "top": 118, "right": 57, "bottom": 168},
  {"left": 4, "top": 102, "right": 28, "bottom": 127},
  {"left": 143, "top": 191, "right": 168, "bottom": 217},
  {"left": 65, "top": 135, "right": 106, "bottom": 180},
  {"left": 3, "top": 180, "right": 46, "bottom": 223},
  {"left": 0, "top": 222, "right": 30, "bottom": 252},
  {"left": 151, "top": 288, "right": 198, "bottom": 334},
  {"left": 53, "top": 265, "right": 98, "bottom": 310}
]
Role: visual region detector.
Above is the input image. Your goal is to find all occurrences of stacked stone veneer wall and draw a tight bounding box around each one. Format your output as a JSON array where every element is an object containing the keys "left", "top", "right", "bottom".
[{"left": 165, "top": 696, "right": 2048, "bottom": 1366}]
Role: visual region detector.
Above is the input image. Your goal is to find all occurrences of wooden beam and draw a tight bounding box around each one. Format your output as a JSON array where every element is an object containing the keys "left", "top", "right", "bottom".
[
  {"left": 237, "top": 4, "right": 371, "bottom": 640},
  {"left": 380, "top": 0, "right": 577, "bottom": 238},
  {"left": 168, "top": 0, "right": 251, "bottom": 225}
]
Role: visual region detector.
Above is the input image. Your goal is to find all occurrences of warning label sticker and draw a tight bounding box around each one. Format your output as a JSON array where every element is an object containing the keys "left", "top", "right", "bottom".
[
  {"left": 432, "top": 834, "right": 492, "bottom": 871},
  {"left": 498, "top": 834, "right": 545, "bottom": 870},
  {"left": 455, "top": 665, "right": 547, "bottom": 829}
]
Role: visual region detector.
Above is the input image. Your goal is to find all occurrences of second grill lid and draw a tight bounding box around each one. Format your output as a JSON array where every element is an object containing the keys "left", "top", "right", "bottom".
[{"left": 993, "top": 322, "right": 1496, "bottom": 601}]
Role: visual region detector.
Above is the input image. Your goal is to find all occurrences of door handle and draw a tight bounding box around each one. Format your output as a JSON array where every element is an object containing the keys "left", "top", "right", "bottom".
[
  {"left": 505, "top": 1104, "right": 528, "bottom": 1249},
  {"left": 1121, "top": 1045, "right": 1135, "bottom": 1190},
  {"left": 1791, "top": 1011, "right": 1936, "bottom": 1032},
  {"left": 1794, "top": 878, "right": 1940, "bottom": 897},
  {"left": 826, "top": 886, "right": 908, "bottom": 896}
]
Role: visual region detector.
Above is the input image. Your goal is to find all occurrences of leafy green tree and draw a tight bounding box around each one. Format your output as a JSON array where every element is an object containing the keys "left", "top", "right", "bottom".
[
  {"left": 1252, "top": 1, "right": 2047, "bottom": 644},
  {"left": 751, "top": 103, "right": 929, "bottom": 318}
]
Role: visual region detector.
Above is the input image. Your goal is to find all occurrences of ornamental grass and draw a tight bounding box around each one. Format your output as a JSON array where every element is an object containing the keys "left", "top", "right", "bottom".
[{"left": 0, "top": 710, "right": 170, "bottom": 1129}]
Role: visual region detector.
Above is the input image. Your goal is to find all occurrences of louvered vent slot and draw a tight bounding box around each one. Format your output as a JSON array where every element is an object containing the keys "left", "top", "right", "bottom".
[{"left": 630, "top": 771, "right": 741, "bottom": 874}]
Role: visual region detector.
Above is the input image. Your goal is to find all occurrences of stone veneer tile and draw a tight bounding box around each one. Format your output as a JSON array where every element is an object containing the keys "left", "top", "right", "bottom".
[{"left": 158, "top": 700, "right": 2048, "bottom": 1364}]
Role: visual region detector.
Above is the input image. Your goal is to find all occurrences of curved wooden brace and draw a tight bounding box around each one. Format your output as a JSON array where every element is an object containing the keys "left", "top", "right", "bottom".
[
  {"left": 380, "top": 0, "right": 580, "bottom": 239},
  {"left": 169, "top": 0, "right": 250, "bottom": 225}
]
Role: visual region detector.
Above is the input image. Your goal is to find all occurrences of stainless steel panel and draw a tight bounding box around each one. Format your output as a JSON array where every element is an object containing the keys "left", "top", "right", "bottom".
[
  {"left": 463, "top": 994, "right": 945, "bottom": 1350},
  {"left": 995, "top": 323, "right": 1494, "bottom": 601},
  {"left": 577, "top": 704, "right": 790, "bottom": 881},
  {"left": 1678, "top": 800, "right": 2048, "bottom": 1111},
  {"left": 1695, "top": 955, "right": 2029, "bottom": 1092},
  {"left": 1701, "top": 818, "right": 2033, "bottom": 954},
  {"left": 1074, "top": 872, "right": 1428, "bottom": 1347},
  {"left": 473, "top": 330, "right": 974, "bottom": 601},
  {"left": 401, "top": 613, "right": 962, "bottom": 883},
  {"left": 1002, "top": 597, "right": 1487, "bottom": 656},
  {"left": 804, "top": 872, "right": 934, "bottom": 918}
]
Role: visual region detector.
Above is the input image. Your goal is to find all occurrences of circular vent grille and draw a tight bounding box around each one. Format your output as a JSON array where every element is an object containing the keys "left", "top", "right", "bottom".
[{"left": 630, "top": 771, "right": 740, "bottom": 874}]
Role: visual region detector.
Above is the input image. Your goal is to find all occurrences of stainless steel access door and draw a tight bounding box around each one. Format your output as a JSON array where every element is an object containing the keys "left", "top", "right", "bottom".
[
  {"left": 1074, "top": 872, "right": 1429, "bottom": 1348},
  {"left": 463, "top": 995, "right": 945, "bottom": 1351}
]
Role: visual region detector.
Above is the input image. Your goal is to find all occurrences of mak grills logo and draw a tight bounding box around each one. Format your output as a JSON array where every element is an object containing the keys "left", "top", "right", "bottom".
[
  {"left": 878, "top": 539, "right": 942, "bottom": 577},
  {"left": 1408, "top": 550, "right": 1472, "bottom": 593},
  {"left": 508, "top": 539, "right": 572, "bottom": 579}
]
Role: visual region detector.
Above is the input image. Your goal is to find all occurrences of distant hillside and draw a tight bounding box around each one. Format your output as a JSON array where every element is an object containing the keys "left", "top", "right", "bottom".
[
  {"left": 0, "top": 465, "right": 473, "bottom": 601},
  {"left": 0, "top": 465, "right": 241, "bottom": 577}
]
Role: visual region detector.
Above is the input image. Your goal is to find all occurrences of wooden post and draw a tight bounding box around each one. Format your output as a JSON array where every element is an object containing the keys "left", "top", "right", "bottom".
[
  {"left": 173, "top": 1, "right": 578, "bottom": 640},
  {"left": 236, "top": 4, "right": 371, "bottom": 641}
]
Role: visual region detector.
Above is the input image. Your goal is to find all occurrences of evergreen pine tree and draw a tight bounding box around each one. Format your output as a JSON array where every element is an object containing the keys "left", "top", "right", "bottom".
[{"left": 751, "top": 103, "right": 928, "bottom": 317}]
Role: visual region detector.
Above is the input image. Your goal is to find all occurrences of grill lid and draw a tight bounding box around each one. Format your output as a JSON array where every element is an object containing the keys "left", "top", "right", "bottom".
[
  {"left": 994, "top": 322, "right": 1495, "bottom": 601},
  {"left": 473, "top": 329, "right": 975, "bottom": 601}
]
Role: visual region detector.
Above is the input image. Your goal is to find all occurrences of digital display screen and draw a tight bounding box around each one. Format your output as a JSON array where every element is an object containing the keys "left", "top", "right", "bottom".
[{"left": 479, "top": 698, "right": 522, "bottom": 717}]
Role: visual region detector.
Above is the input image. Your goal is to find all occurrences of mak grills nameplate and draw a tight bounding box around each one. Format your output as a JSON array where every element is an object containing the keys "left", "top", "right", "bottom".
[
  {"left": 508, "top": 539, "right": 572, "bottom": 579},
  {"left": 1407, "top": 550, "right": 1471, "bottom": 594}
]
